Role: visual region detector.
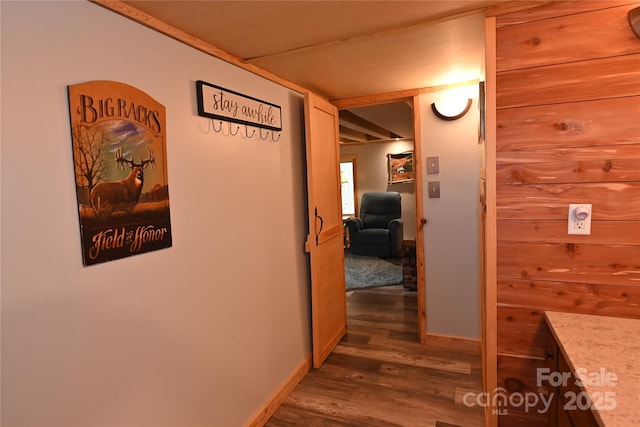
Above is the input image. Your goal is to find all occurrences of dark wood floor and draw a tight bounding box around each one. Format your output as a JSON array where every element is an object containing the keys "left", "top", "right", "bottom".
[{"left": 265, "top": 285, "right": 484, "bottom": 427}]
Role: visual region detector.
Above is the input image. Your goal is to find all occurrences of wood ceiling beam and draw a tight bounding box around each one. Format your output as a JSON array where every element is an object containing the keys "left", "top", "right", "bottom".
[
  {"left": 339, "top": 127, "right": 370, "bottom": 142},
  {"left": 339, "top": 110, "right": 403, "bottom": 140},
  {"left": 332, "top": 89, "right": 419, "bottom": 108}
]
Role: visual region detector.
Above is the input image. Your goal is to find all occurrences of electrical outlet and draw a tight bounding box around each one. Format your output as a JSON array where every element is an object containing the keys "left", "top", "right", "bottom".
[{"left": 567, "top": 204, "right": 592, "bottom": 235}]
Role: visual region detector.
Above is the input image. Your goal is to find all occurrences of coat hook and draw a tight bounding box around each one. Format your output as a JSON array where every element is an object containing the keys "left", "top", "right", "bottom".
[
  {"left": 212, "top": 119, "right": 223, "bottom": 133},
  {"left": 229, "top": 123, "right": 240, "bottom": 136},
  {"left": 245, "top": 125, "right": 256, "bottom": 138},
  {"left": 271, "top": 131, "right": 281, "bottom": 142}
]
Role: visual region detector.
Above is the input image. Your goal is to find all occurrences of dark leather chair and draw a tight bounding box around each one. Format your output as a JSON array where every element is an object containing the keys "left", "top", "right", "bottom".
[{"left": 346, "top": 192, "right": 403, "bottom": 258}]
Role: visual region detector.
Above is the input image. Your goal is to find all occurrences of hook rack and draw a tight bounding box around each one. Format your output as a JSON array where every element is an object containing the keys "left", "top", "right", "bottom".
[{"left": 203, "top": 119, "right": 281, "bottom": 142}]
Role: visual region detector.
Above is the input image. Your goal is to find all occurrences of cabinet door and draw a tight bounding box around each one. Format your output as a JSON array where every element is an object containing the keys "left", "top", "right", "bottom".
[
  {"left": 557, "top": 402, "right": 573, "bottom": 427},
  {"left": 557, "top": 350, "right": 599, "bottom": 427},
  {"left": 546, "top": 334, "right": 560, "bottom": 427}
]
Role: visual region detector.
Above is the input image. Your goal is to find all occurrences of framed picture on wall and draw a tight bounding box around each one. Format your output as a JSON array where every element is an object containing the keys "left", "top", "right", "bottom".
[
  {"left": 68, "top": 80, "right": 173, "bottom": 266},
  {"left": 387, "top": 151, "right": 415, "bottom": 184}
]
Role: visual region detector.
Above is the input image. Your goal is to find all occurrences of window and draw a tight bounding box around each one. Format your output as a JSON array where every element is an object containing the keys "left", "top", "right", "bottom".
[{"left": 340, "top": 160, "right": 357, "bottom": 217}]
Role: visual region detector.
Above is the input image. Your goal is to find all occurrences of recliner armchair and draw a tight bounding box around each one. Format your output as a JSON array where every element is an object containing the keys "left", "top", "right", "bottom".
[{"left": 346, "top": 192, "right": 403, "bottom": 258}]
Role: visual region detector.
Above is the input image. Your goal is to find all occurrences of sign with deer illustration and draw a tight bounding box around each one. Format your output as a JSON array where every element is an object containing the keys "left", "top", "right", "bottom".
[{"left": 68, "top": 80, "right": 173, "bottom": 266}]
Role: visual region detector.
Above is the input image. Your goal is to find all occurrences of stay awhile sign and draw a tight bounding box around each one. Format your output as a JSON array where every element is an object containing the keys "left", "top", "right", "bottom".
[{"left": 196, "top": 80, "right": 282, "bottom": 131}]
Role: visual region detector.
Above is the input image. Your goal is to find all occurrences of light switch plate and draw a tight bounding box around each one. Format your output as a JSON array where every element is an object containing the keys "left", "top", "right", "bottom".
[
  {"left": 428, "top": 181, "right": 440, "bottom": 198},
  {"left": 426, "top": 156, "right": 439, "bottom": 174}
]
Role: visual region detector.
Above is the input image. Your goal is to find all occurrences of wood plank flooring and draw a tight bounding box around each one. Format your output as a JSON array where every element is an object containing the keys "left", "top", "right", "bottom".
[{"left": 265, "top": 285, "right": 484, "bottom": 427}]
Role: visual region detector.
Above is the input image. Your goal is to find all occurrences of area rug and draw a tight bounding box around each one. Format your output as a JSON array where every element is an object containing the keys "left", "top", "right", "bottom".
[{"left": 344, "top": 254, "right": 402, "bottom": 290}]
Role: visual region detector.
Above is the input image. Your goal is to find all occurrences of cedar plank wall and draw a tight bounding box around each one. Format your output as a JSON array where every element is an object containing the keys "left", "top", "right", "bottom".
[{"left": 493, "top": 2, "right": 640, "bottom": 426}]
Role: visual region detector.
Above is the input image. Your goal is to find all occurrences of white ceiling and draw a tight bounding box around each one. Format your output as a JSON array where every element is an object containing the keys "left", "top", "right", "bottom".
[
  {"left": 114, "top": 1, "right": 505, "bottom": 142},
  {"left": 121, "top": 0, "right": 504, "bottom": 100}
]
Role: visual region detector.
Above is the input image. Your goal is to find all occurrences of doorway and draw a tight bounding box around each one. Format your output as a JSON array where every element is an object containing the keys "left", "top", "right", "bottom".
[{"left": 333, "top": 93, "right": 426, "bottom": 343}]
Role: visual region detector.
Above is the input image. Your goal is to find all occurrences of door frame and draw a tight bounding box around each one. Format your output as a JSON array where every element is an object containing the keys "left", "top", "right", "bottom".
[{"left": 332, "top": 90, "right": 427, "bottom": 344}]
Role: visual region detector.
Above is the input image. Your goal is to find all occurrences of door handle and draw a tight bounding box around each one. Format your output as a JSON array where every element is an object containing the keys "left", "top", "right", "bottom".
[
  {"left": 314, "top": 206, "right": 324, "bottom": 246},
  {"left": 419, "top": 217, "right": 428, "bottom": 230}
]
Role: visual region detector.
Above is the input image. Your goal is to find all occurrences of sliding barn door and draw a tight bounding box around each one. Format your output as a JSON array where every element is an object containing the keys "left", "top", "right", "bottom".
[{"left": 304, "top": 92, "right": 346, "bottom": 368}]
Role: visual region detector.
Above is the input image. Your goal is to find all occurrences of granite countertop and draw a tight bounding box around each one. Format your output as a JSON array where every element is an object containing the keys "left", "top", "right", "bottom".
[{"left": 545, "top": 311, "right": 640, "bottom": 427}]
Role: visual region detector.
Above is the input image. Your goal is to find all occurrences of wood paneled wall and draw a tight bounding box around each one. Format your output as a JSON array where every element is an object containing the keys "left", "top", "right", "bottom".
[{"left": 493, "top": 2, "right": 640, "bottom": 426}]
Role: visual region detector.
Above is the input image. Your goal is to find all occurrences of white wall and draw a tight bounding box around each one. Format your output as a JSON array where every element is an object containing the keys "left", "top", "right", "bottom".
[
  {"left": 1, "top": 2, "right": 310, "bottom": 426},
  {"left": 340, "top": 140, "right": 417, "bottom": 239},
  {"left": 421, "top": 85, "right": 483, "bottom": 339}
]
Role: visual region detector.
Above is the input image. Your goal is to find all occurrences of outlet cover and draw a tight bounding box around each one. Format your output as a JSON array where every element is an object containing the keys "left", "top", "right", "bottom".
[{"left": 567, "top": 204, "right": 592, "bottom": 235}]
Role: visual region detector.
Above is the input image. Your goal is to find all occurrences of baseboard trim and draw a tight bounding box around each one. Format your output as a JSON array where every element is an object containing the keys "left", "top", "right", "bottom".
[
  {"left": 245, "top": 353, "right": 312, "bottom": 427},
  {"left": 426, "top": 333, "right": 481, "bottom": 353}
]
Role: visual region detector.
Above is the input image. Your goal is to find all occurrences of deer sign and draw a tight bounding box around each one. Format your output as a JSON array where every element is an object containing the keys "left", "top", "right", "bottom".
[{"left": 91, "top": 147, "right": 155, "bottom": 216}]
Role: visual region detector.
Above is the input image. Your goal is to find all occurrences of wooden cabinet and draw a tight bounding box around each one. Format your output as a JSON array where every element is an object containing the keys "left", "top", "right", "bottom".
[
  {"left": 546, "top": 335, "right": 559, "bottom": 426},
  {"left": 545, "top": 315, "right": 601, "bottom": 427},
  {"left": 544, "top": 311, "right": 640, "bottom": 426},
  {"left": 554, "top": 349, "right": 599, "bottom": 427},
  {"left": 556, "top": 403, "right": 573, "bottom": 427}
]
